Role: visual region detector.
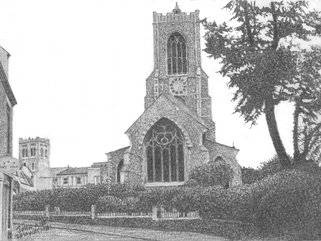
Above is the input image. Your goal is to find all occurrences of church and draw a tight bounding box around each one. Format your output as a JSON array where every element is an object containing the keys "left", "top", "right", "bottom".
[{"left": 106, "top": 4, "right": 242, "bottom": 187}]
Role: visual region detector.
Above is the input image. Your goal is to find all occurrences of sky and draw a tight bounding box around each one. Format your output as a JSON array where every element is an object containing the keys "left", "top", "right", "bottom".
[{"left": 0, "top": 0, "right": 320, "bottom": 168}]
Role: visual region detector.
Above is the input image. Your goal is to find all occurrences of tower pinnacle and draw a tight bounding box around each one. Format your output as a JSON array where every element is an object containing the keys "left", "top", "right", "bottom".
[{"left": 173, "top": 2, "right": 181, "bottom": 14}]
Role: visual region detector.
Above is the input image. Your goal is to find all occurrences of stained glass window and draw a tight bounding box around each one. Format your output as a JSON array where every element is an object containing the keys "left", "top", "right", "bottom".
[{"left": 145, "top": 118, "right": 185, "bottom": 183}]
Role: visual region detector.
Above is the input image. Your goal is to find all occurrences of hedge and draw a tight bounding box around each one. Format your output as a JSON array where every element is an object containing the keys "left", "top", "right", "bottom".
[{"left": 13, "top": 163, "right": 321, "bottom": 239}]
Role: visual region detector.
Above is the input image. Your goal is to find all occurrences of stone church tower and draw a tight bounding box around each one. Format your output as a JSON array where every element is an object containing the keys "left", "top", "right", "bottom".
[
  {"left": 106, "top": 4, "right": 242, "bottom": 187},
  {"left": 19, "top": 137, "right": 52, "bottom": 190}
]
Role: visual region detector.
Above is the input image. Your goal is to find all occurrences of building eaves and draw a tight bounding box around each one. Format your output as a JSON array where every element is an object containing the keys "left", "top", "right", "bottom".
[
  {"left": 0, "top": 60, "right": 17, "bottom": 106},
  {"left": 56, "top": 167, "right": 88, "bottom": 176}
]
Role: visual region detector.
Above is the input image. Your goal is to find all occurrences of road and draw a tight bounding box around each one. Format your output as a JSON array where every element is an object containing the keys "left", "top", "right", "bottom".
[{"left": 14, "top": 220, "right": 229, "bottom": 241}]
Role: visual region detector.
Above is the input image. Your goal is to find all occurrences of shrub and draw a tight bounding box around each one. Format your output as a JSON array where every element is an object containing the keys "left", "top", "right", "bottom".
[
  {"left": 96, "top": 195, "right": 123, "bottom": 212},
  {"left": 188, "top": 160, "right": 233, "bottom": 187},
  {"left": 256, "top": 169, "right": 321, "bottom": 239},
  {"left": 241, "top": 167, "right": 261, "bottom": 184},
  {"left": 13, "top": 183, "right": 145, "bottom": 212},
  {"left": 258, "top": 155, "right": 284, "bottom": 179}
]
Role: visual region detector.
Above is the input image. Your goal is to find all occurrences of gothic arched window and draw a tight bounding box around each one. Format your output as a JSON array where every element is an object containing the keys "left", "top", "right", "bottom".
[
  {"left": 145, "top": 118, "right": 185, "bottom": 183},
  {"left": 117, "top": 159, "right": 123, "bottom": 183},
  {"left": 167, "top": 32, "right": 187, "bottom": 75}
]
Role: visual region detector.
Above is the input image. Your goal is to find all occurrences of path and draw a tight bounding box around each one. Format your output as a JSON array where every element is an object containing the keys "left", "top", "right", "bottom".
[{"left": 14, "top": 220, "right": 229, "bottom": 241}]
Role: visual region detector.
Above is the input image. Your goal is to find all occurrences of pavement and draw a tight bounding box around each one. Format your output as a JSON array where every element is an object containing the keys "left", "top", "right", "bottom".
[{"left": 14, "top": 219, "right": 230, "bottom": 241}]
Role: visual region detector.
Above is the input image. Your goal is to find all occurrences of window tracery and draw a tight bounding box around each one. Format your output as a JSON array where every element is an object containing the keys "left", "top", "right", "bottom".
[
  {"left": 167, "top": 32, "right": 187, "bottom": 75},
  {"left": 145, "top": 118, "right": 185, "bottom": 183}
]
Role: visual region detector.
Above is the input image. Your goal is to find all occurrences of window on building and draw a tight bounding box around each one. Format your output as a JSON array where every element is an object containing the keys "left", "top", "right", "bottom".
[
  {"left": 76, "top": 177, "right": 81, "bottom": 185},
  {"left": 167, "top": 32, "right": 187, "bottom": 75},
  {"left": 53, "top": 178, "right": 58, "bottom": 183},
  {"left": 94, "top": 176, "right": 100, "bottom": 185},
  {"left": 41, "top": 148, "right": 43, "bottom": 157},
  {"left": 144, "top": 118, "right": 185, "bottom": 183},
  {"left": 117, "top": 160, "right": 123, "bottom": 183},
  {"left": 6, "top": 104, "right": 11, "bottom": 154},
  {"left": 63, "top": 177, "right": 68, "bottom": 185},
  {"left": 45, "top": 149, "right": 48, "bottom": 157},
  {"left": 31, "top": 163, "right": 35, "bottom": 170},
  {"left": 26, "top": 149, "right": 28, "bottom": 157}
]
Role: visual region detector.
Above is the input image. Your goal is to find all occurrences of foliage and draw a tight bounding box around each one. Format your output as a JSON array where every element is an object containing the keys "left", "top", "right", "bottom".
[
  {"left": 96, "top": 195, "right": 123, "bottom": 212},
  {"left": 258, "top": 155, "right": 283, "bottom": 179},
  {"left": 188, "top": 160, "right": 234, "bottom": 187},
  {"left": 256, "top": 169, "right": 321, "bottom": 239},
  {"left": 241, "top": 166, "right": 261, "bottom": 184},
  {"left": 14, "top": 163, "right": 321, "bottom": 239},
  {"left": 13, "top": 183, "right": 145, "bottom": 212},
  {"left": 203, "top": 0, "right": 321, "bottom": 167}
]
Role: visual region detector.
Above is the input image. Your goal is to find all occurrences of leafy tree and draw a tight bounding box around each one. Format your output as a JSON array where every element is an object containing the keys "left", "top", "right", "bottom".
[{"left": 203, "top": 0, "right": 321, "bottom": 167}]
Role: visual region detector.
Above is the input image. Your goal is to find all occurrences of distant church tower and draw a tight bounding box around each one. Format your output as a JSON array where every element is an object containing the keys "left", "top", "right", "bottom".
[
  {"left": 106, "top": 4, "right": 242, "bottom": 187},
  {"left": 19, "top": 137, "right": 52, "bottom": 190}
]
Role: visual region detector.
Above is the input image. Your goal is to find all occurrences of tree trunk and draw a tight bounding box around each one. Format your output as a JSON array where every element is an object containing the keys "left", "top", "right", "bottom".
[
  {"left": 293, "top": 101, "right": 301, "bottom": 163},
  {"left": 265, "top": 95, "right": 292, "bottom": 167}
]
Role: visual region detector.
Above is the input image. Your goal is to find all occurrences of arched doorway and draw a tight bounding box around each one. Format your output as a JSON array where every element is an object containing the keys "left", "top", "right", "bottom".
[{"left": 144, "top": 118, "right": 185, "bottom": 183}]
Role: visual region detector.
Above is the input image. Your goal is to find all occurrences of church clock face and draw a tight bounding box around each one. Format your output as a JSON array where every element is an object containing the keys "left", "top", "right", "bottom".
[{"left": 169, "top": 76, "right": 187, "bottom": 96}]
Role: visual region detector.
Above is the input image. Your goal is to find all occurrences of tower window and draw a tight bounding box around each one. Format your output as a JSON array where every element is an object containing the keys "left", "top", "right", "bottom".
[
  {"left": 45, "top": 150, "right": 48, "bottom": 157},
  {"left": 144, "top": 118, "right": 185, "bottom": 183},
  {"left": 167, "top": 32, "right": 187, "bottom": 75}
]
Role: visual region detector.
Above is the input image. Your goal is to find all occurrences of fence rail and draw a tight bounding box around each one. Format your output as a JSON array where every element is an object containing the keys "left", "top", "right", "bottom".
[
  {"left": 14, "top": 207, "right": 200, "bottom": 221},
  {"left": 97, "top": 212, "right": 152, "bottom": 218}
]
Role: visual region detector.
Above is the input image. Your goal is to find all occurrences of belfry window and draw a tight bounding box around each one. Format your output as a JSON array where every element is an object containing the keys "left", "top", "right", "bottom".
[
  {"left": 167, "top": 32, "right": 187, "bottom": 75},
  {"left": 145, "top": 118, "right": 185, "bottom": 183}
]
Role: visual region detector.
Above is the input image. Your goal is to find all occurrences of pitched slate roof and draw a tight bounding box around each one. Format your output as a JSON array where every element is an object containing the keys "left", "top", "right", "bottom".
[
  {"left": 56, "top": 167, "right": 88, "bottom": 176},
  {"left": 126, "top": 93, "right": 214, "bottom": 134},
  {"left": 162, "top": 93, "right": 214, "bottom": 129},
  {"left": 105, "top": 146, "right": 130, "bottom": 155}
]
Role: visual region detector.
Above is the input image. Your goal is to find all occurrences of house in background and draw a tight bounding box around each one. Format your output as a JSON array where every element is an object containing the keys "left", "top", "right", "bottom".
[
  {"left": 0, "top": 172, "right": 14, "bottom": 240},
  {"left": 0, "top": 45, "right": 18, "bottom": 240},
  {"left": 0, "top": 45, "right": 17, "bottom": 175},
  {"left": 54, "top": 166, "right": 101, "bottom": 188}
]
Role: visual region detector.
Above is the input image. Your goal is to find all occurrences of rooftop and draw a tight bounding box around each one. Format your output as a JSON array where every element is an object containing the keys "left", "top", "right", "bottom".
[{"left": 56, "top": 167, "right": 88, "bottom": 176}]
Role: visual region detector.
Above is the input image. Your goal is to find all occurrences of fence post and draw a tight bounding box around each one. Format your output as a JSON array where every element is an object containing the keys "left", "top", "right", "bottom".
[
  {"left": 152, "top": 206, "right": 160, "bottom": 221},
  {"left": 54, "top": 206, "right": 60, "bottom": 215},
  {"left": 45, "top": 205, "right": 50, "bottom": 218},
  {"left": 91, "top": 205, "right": 96, "bottom": 220}
]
